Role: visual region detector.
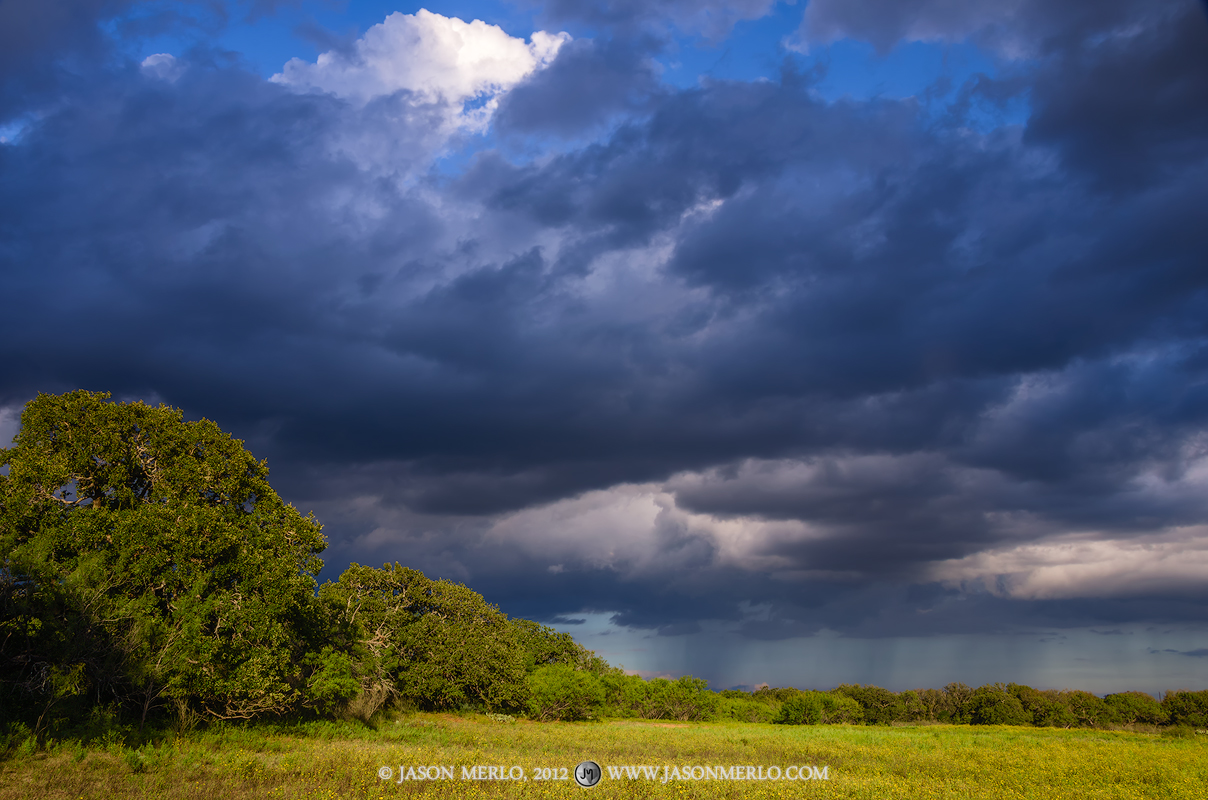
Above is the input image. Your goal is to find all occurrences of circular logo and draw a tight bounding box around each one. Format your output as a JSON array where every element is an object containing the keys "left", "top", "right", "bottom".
[
  {"left": 377, "top": 766, "right": 393, "bottom": 781},
  {"left": 574, "top": 760, "right": 602, "bottom": 788}
]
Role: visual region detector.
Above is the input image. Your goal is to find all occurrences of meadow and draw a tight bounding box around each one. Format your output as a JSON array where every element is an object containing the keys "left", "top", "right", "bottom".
[{"left": 2, "top": 713, "right": 1205, "bottom": 800}]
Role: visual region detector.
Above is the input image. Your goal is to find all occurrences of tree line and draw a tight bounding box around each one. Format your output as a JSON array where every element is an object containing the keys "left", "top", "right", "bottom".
[
  {"left": 523, "top": 670, "right": 1208, "bottom": 730},
  {"left": 2, "top": 392, "right": 1204, "bottom": 752}
]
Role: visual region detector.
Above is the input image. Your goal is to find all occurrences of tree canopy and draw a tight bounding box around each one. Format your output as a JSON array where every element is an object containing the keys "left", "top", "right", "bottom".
[{"left": 0, "top": 390, "right": 327, "bottom": 727}]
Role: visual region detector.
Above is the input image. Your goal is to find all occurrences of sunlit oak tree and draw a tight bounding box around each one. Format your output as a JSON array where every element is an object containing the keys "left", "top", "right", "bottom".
[{"left": 0, "top": 391, "right": 327, "bottom": 726}]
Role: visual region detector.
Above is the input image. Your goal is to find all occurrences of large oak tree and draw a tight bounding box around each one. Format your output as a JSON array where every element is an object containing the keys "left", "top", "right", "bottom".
[{"left": 0, "top": 391, "right": 326, "bottom": 726}]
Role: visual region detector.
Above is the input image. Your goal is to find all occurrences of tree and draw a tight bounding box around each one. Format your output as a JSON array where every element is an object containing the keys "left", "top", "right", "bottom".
[
  {"left": 1059, "top": 690, "right": 1109, "bottom": 728},
  {"left": 1103, "top": 691, "right": 1168, "bottom": 725},
  {"left": 1009, "top": 684, "right": 1075, "bottom": 728},
  {"left": 0, "top": 391, "right": 327, "bottom": 725},
  {"left": 943, "top": 682, "right": 974, "bottom": 723},
  {"left": 511, "top": 618, "right": 609, "bottom": 675},
  {"left": 964, "top": 684, "right": 1029, "bottom": 726},
  {"left": 319, "top": 562, "right": 530, "bottom": 713},
  {"left": 832, "top": 684, "right": 903, "bottom": 725},
  {"left": 1161, "top": 690, "right": 1208, "bottom": 727}
]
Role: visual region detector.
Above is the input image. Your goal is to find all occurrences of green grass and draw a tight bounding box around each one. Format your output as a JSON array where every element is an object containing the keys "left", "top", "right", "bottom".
[{"left": 2, "top": 714, "right": 1205, "bottom": 799}]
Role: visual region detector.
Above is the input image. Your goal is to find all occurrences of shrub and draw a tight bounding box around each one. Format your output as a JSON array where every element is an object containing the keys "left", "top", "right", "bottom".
[
  {"left": 640, "top": 676, "right": 718, "bottom": 721},
  {"left": 599, "top": 674, "right": 718, "bottom": 721},
  {"left": 774, "top": 691, "right": 862, "bottom": 725},
  {"left": 717, "top": 694, "right": 780, "bottom": 723},
  {"left": 525, "top": 665, "right": 605, "bottom": 721},
  {"left": 753, "top": 686, "right": 804, "bottom": 703},
  {"left": 774, "top": 692, "right": 824, "bottom": 725},
  {"left": 318, "top": 563, "right": 529, "bottom": 713}
]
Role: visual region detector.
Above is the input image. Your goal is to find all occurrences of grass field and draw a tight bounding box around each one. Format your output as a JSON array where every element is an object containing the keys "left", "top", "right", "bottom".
[{"left": 3, "top": 714, "right": 1205, "bottom": 800}]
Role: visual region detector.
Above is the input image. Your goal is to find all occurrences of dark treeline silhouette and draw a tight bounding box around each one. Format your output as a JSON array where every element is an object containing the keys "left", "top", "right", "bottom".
[{"left": 2, "top": 392, "right": 1205, "bottom": 756}]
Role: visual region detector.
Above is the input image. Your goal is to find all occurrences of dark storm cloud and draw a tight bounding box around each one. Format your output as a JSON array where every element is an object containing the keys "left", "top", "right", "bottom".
[
  {"left": 799, "top": 0, "right": 1172, "bottom": 55},
  {"left": 3, "top": 0, "right": 1208, "bottom": 639},
  {"left": 0, "top": 0, "right": 136, "bottom": 114},
  {"left": 0, "top": 0, "right": 122, "bottom": 72},
  {"left": 1024, "top": 2, "right": 1208, "bottom": 191},
  {"left": 493, "top": 36, "right": 664, "bottom": 137}
]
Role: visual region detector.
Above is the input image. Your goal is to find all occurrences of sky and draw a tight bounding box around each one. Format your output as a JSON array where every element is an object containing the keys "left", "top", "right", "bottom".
[{"left": 2, "top": 0, "right": 1207, "bottom": 695}]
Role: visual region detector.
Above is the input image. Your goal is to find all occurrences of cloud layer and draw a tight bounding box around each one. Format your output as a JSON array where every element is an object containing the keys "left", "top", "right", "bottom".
[{"left": 2, "top": 0, "right": 1207, "bottom": 672}]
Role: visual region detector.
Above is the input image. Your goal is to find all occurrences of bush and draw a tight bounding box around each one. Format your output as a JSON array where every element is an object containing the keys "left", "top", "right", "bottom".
[
  {"left": 716, "top": 694, "right": 779, "bottom": 723},
  {"left": 526, "top": 665, "right": 605, "bottom": 721},
  {"left": 318, "top": 563, "right": 529, "bottom": 713},
  {"left": 774, "top": 691, "right": 863, "bottom": 725},
  {"left": 599, "top": 674, "right": 718, "bottom": 721},
  {"left": 640, "top": 676, "right": 718, "bottom": 721},
  {"left": 774, "top": 692, "right": 824, "bottom": 725},
  {"left": 753, "top": 686, "right": 803, "bottom": 703}
]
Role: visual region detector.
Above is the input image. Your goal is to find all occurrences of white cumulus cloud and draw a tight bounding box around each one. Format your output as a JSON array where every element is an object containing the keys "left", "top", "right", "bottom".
[
  {"left": 268, "top": 10, "right": 568, "bottom": 174},
  {"left": 272, "top": 10, "right": 568, "bottom": 114}
]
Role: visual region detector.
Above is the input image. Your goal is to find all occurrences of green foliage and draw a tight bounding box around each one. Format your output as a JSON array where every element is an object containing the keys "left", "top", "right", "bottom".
[
  {"left": 641, "top": 676, "right": 718, "bottom": 721},
  {"left": 897, "top": 689, "right": 927, "bottom": 722},
  {"left": 964, "top": 684, "right": 1030, "bottom": 726},
  {"left": 1060, "top": 690, "right": 1109, "bottom": 728},
  {"left": 0, "top": 391, "right": 327, "bottom": 726},
  {"left": 715, "top": 692, "right": 780, "bottom": 723},
  {"left": 773, "top": 691, "right": 822, "bottom": 725},
  {"left": 942, "top": 682, "right": 974, "bottom": 723},
  {"left": 833, "top": 684, "right": 903, "bottom": 725},
  {"left": 303, "top": 648, "right": 361, "bottom": 715},
  {"left": 1161, "top": 690, "right": 1208, "bottom": 727},
  {"left": 318, "top": 562, "right": 529, "bottom": 713},
  {"left": 772, "top": 690, "right": 863, "bottom": 725},
  {"left": 915, "top": 687, "right": 951, "bottom": 721},
  {"left": 510, "top": 618, "right": 609, "bottom": 675},
  {"left": 1104, "top": 691, "right": 1168, "bottom": 725},
  {"left": 1010, "top": 684, "right": 1076, "bottom": 728},
  {"left": 752, "top": 685, "right": 803, "bottom": 703},
  {"left": 599, "top": 673, "right": 718, "bottom": 721},
  {"left": 525, "top": 664, "right": 605, "bottom": 720}
]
